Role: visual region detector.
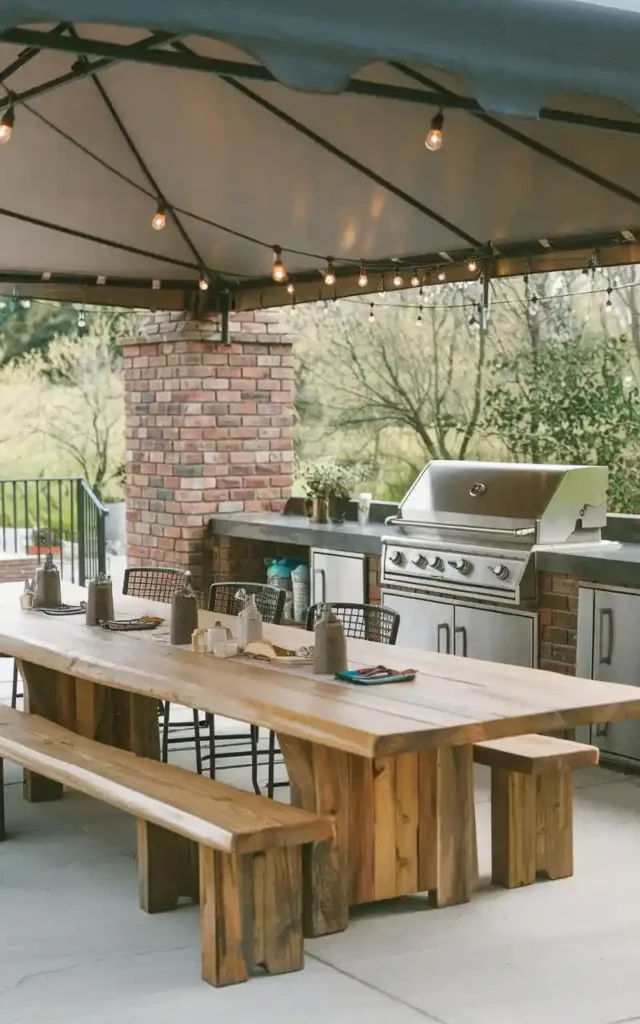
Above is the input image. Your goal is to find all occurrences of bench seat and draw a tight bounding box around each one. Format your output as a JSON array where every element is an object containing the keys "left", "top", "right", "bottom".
[
  {"left": 0, "top": 705, "right": 334, "bottom": 986},
  {"left": 474, "top": 733, "right": 599, "bottom": 889}
]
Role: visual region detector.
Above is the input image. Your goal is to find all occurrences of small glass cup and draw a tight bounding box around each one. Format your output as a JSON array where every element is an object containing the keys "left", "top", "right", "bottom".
[{"left": 357, "top": 492, "right": 372, "bottom": 528}]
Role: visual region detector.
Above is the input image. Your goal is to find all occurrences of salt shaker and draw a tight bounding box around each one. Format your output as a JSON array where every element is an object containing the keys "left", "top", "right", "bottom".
[
  {"left": 313, "top": 604, "right": 348, "bottom": 675},
  {"left": 170, "top": 572, "right": 199, "bottom": 645},
  {"left": 33, "top": 554, "right": 61, "bottom": 608},
  {"left": 86, "top": 572, "right": 114, "bottom": 626}
]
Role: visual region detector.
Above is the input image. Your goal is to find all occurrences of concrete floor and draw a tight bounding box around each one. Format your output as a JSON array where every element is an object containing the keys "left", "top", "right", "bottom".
[{"left": 3, "top": 660, "right": 640, "bottom": 1024}]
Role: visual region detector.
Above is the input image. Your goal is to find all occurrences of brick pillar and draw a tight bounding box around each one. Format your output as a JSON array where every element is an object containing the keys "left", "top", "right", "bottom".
[{"left": 121, "top": 310, "right": 295, "bottom": 589}]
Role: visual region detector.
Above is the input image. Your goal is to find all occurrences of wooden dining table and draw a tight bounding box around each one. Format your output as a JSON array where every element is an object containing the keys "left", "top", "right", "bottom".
[{"left": 2, "top": 579, "right": 640, "bottom": 937}]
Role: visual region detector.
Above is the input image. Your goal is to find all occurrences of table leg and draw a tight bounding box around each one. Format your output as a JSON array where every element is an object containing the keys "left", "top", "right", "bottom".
[
  {"left": 19, "top": 660, "right": 65, "bottom": 803},
  {"left": 279, "top": 735, "right": 477, "bottom": 927}
]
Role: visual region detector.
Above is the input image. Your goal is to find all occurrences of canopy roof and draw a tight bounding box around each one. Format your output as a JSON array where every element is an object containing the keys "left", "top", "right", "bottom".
[{"left": 2, "top": 1, "right": 640, "bottom": 310}]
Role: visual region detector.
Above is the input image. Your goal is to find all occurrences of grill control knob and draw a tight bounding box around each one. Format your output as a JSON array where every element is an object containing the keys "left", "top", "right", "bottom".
[
  {"left": 427, "top": 555, "right": 444, "bottom": 572},
  {"left": 489, "top": 563, "right": 510, "bottom": 580},
  {"left": 412, "top": 553, "right": 428, "bottom": 568},
  {"left": 449, "top": 558, "right": 471, "bottom": 575},
  {"left": 389, "top": 549, "right": 405, "bottom": 566}
]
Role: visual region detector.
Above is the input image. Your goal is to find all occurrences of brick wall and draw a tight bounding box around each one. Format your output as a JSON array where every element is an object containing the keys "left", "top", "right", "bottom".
[
  {"left": 122, "top": 310, "right": 295, "bottom": 588},
  {"left": 0, "top": 555, "right": 38, "bottom": 584},
  {"left": 537, "top": 572, "right": 578, "bottom": 675},
  {"left": 212, "top": 535, "right": 308, "bottom": 584}
]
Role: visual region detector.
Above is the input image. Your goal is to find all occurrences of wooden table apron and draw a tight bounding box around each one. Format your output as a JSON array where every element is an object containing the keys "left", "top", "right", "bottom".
[
  {"left": 15, "top": 655, "right": 474, "bottom": 934},
  {"left": 5, "top": 581, "right": 640, "bottom": 936}
]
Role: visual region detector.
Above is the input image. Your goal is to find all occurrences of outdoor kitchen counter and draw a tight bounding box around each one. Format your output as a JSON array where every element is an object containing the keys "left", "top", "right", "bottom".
[
  {"left": 210, "top": 511, "right": 388, "bottom": 555},
  {"left": 536, "top": 541, "right": 640, "bottom": 589}
]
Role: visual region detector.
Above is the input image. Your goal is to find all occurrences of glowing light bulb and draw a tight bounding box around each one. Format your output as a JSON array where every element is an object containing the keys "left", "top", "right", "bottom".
[
  {"left": 358, "top": 264, "right": 368, "bottom": 287},
  {"left": 368, "top": 303, "right": 375, "bottom": 323},
  {"left": 438, "top": 269, "right": 446, "bottom": 282},
  {"left": 151, "top": 204, "right": 166, "bottom": 231},
  {"left": 467, "top": 259, "right": 478, "bottom": 273},
  {"left": 425, "top": 110, "right": 444, "bottom": 152},
  {"left": 411, "top": 271, "right": 420, "bottom": 287},
  {"left": 0, "top": 106, "right": 15, "bottom": 145},
  {"left": 271, "top": 245, "right": 287, "bottom": 283},
  {"left": 199, "top": 274, "right": 209, "bottom": 291},
  {"left": 393, "top": 272, "right": 403, "bottom": 287},
  {"left": 324, "top": 259, "right": 336, "bottom": 286},
  {"left": 286, "top": 282, "right": 295, "bottom": 295},
  {"left": 20, "top": 298, "right": 31, "bottom": 309}
]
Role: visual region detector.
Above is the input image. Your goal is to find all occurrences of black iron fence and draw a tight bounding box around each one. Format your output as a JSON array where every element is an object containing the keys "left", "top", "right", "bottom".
[{"left": 0, "top": 477, "right": 108, "bottom": 585}]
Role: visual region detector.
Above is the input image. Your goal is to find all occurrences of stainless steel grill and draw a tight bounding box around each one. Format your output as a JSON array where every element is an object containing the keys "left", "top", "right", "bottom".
[{"left": 382, "top": 461, "right": 608, "bottom": 604}]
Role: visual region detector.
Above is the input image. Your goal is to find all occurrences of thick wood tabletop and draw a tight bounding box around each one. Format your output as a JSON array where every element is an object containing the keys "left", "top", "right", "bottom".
[{"left": 2, "top": 581, "right": 640, "bottom": 758}]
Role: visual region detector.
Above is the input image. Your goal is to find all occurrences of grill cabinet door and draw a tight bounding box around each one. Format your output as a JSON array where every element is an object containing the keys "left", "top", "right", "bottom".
[
  {"left": 452, "top": 604, "right": 536, "bottom": 667},
  {"left": 382, "top": 591, "right": 454, "bottom": 653},
  {"left": 586, "top": 588, "right": 640, "bottom": 765}
]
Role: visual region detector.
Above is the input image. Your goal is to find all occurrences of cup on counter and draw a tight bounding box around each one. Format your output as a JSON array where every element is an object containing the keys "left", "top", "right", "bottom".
[
  {"left": 207, "top": 623, "right": 230, "bottom": 652},
  {"left": 357, "top": 492, "right": 372, "bottom": 528}
]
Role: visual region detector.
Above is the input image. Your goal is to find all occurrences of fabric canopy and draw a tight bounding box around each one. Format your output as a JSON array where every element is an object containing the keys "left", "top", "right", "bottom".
[{"left": 1, "top": 1, "right": 640, "bottom": 309}]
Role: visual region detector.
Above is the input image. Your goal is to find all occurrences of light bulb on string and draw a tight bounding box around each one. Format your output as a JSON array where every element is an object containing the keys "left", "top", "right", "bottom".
[
  {"left": 393, "top": 271, "right": 403, "bottom": 287},
  {"left": 271, "top": 245, "right": 287, "bottom": 283},
  {"left": 77, "top": 307, "right": 87, "bottom": 330},
  {"left": 377, "top": 276, "right": 385, "bottom": 297},
  {"left": 605, "top": 287, "right": 613, "bottom": 312},
  {"left": 410, "top": 270, "right": 420, "bottom": 288},
  {"left": 425, "top": 109, "right": 444, "bottom": 152},
  {"left": 19, "top": 298, "right": 31, "bottom": 309},
  {"left": 529, "top": 293, "right": 539, "bottom": 317},
  {"left": 368, "top": 302, "right": 375, "bottom": 323},
  {"left": 0, "top": 106, "right": 15, "bottom": 144},
  {"left": 358, "top": 264, "right": 368, "bottom": 288},
  {"left": 467, "top": 258, "right": 478, "bottom": 274},
  {"left": 286, "top": 282, "right": 295, "bottom": 295},
  {"left": 151, "top": 203, "right": 166, "bottom": 231},
  {"left": 437, "top": 269, "right": 446, "bottom": 282},
  {"left": 198, "top": 273, "right": 209, "bottom": 292},
  {"left": 324, "top": 259, "right": 336, "bottom": 286},
  {"left": 416, "top": 307, "right": 423, "bottom": 326}
]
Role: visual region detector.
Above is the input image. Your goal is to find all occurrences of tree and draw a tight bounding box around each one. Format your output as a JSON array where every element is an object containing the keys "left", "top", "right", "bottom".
[
  {"left": 484, "top": 332, "right": 640, "bottom": 512},
  {"left": 0, "top": 301, "right": 79, "bottom": 366},
  {"left": 0, "top": 318, "right": 125, "bottom": 497}
]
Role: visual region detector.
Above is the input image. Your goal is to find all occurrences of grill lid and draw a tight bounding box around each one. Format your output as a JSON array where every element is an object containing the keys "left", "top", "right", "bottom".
[{"left": 393, "top": 461, "right": 608, "bottom": 545}]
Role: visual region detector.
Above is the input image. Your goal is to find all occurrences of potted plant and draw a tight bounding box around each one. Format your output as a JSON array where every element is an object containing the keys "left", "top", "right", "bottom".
[{"left": 300, "top": 459, "right": 364, "bottom": 524}]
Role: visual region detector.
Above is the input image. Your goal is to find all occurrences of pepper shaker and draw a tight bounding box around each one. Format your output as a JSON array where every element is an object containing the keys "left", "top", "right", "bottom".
[
  {"left": 313, "top": 604, "right": 348, "bottom": 675},
  {"left": 86, "top": 572, "right": 114, "bottom": 626},
  {"left": 170, "top": 572, "right": 199, "bottom": 645},
  {"left": 33, "top": 554, "right": 61, "bottom": 608}
]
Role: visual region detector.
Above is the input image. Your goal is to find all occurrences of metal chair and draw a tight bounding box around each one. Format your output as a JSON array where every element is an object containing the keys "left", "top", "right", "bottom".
[
  {"left": 264, "top": 602, "right": 401, "bottom": 796},
  {"left": 203, "top": 582, "right": 286, "bottom": 792},
  {"left": 121, "top": 567, "right": 194, "bottom": 766},
  {"left": 0, "top": 656, "right": 20, "bottom": 709},
  {"left": 305, "top": 602, "right": 401, "bottom": 645}
]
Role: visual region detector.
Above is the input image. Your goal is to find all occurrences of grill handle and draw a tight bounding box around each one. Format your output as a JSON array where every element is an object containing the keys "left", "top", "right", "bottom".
[{"left": 384, "top": 515, "right": 536, "bottom": 537}]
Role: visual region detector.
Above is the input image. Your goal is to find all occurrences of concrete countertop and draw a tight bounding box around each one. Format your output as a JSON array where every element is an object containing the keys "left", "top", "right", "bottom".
[
  {"left": 536, "top": 541, "right": 640, "bottom": 590},
  {"left": 210, "top": 512, "right": 388, "bottom": 555}
]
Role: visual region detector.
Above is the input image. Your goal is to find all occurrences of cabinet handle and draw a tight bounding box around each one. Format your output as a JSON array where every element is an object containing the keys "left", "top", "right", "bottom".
[
  {"left": 598, "top": 608, "right": 613, "bottom": 666},
  {"left": 454, "top": 625, "right": 468, "bottom": 657},
  {"left": 437, "top": 622, "right": 451, "bottom": 654},
  {"left": 313, "top": 568, "right": 327, "bottom": 604}
]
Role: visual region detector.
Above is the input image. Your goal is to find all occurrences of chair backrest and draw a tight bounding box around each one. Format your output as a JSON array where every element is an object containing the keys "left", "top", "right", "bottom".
[
  {"left": 305, "top": 602, "right": 400, "bottom": 645},
  {"left": 208, "top": 582, "right": 286, "bottom": 624},
  {"left": 123, "top": 566, "right": 189, "bottom": 604}
]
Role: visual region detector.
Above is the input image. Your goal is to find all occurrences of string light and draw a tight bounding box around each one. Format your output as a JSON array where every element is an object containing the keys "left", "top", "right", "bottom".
[
  {"left": 467, "top": 259, "right": 478, "bottom": 273},
  {"left": 286, "top": 282, "right": 295, "bottom": 295},
  {"left": 358, "top": 264, "right": 368, "bottom": 288},
  {"left": 438, "top": 269, "right": 446, "bottom": 282},
  {"left": 77, "top": 307, "right": 87, "bottom": 330},
  {"left": 416, "top": 307, "right": 423, "bottom": 326},
  {"left": 151, "top": 203, "right": 166, "bottom": 231},
  {"left": 368, "top": 302, "right": 375, "bottom": 323},
  {"left": 410, "top": 271, "right": 420, "bottom": 287},
  {"left": 0, "top": 106, "right": 15, "bottom": 144},
  {"left": 271, "top": 245, "right": 287, "bottom": 283},
  {"left": 425, "top": 110, "right": 444, "bottom": 152},
  {"left": 291, "top": 297, "right": 297, "bottom": 316},
  {"left": 529, "top": 293, "right": 539, "bottom": 317},
  {"left": 393, "top": 271, "right": 403, "bottom": 287},
  {"left": 198, "top": 273, "right": 209, "bottom": 291},
  {"left": 605, "top": 287, "right": 613, "bottom": 311},
  {"left": 324, "top": 259, "right": 336, "bottom": 286},
  {"left": 377, "top": 276, "right": 385, "bottom": 296}
]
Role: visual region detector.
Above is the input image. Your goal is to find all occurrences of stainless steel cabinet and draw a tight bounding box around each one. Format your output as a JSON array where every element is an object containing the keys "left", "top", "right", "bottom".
[
  {"left": 382, "top": 590, "right": 537, "bottom": 666},
  {"left": 310, "top": 549, "right": 366, "bottom": 606},
  {"left": 578, "top": 585, "right": 640, "bottom": 765}
]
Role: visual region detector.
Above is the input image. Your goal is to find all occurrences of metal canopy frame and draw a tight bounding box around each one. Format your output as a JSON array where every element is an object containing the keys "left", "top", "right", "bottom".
[{"left": 1, "top": 20, "right": 640, "bottom": 310}]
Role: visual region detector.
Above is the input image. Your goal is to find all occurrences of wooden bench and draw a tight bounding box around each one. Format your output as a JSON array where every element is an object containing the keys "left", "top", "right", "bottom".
[
  {"left": 473, "top": 734, "right": 599, "bottom": 889},
  {"left": 0, "top": 705, "right": 334, "bottom": 986}
]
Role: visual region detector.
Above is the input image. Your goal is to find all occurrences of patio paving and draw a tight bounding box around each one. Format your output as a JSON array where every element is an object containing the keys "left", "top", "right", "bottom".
[{"left": 2, "top": 658, "right": 640, "bottom": 1024}]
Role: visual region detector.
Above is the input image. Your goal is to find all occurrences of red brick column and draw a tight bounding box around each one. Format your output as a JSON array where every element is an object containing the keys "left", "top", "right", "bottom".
[{"left": 121, "top": 310, "right": 295, "bottom": 588}]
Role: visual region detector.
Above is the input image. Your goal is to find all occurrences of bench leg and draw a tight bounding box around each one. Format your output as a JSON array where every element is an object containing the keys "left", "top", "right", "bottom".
[
  {"left": 536, "top": 771, "right": 573, "bottom": 880},
  {"left": 490, "top": 768, "right": 536, "bottom": 888},
  {"left": 137, "top": 820, "right": 199, "bottom": 913},
  {"left": 200, "top": 847, "right": 248, "bottom": 986},
  {"left": 0, "top": 757, "right": 5, "bottom": 841}
]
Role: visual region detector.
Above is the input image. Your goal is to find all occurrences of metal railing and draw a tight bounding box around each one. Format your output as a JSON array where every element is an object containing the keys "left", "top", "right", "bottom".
[{"left": 0, "top": 477, "right": 108, "bottom": 585}]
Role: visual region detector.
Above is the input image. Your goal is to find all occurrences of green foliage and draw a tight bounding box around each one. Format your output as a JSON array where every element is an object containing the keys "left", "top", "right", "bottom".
[
  {"left": 299, "top": 457, "right": 369, "bottom": 499},
  {"left": 484, "top": 333, "right": 640, "bottom": 512}
]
